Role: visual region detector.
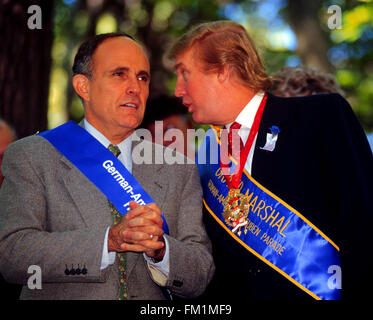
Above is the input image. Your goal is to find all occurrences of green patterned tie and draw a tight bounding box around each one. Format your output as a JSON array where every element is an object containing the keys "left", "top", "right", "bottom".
[{"left": 107, "top": 144, "right": 128, "bottom": 300}]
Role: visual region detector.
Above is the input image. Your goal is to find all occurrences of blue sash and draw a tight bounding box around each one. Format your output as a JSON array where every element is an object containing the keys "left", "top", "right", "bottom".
[
  {"left": 38, "top": 120, "right": 169, "bottom": 234},
  {"left": 197, "top": 127, "right": 341, "bottom": 300}
]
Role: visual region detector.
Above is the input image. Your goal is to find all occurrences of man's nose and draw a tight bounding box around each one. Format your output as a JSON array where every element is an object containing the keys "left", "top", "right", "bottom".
[
  {"left": 174, "top": 78, "right": 186, "bottom": 97},
  {"left": 126, "top": 77, "right": 140, "bottom": 95}
]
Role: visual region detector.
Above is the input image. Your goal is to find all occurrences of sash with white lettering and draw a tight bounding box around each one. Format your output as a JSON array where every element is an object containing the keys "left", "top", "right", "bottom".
[
  {"left": 38, "top": 120, "right": 169, "bottom": 234},
  {"left": 196, "top": 126, "right": 341, "bottom": 300}
]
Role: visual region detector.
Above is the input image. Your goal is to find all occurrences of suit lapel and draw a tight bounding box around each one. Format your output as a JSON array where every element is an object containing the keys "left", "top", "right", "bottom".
[
  {"left": 131, "top": 139, "right": 168, "bottom": 207},
  {"left": 252, "top": 93, "right": 290, "bottom": 179},
  {"left": 59, "top": 156, "right": 112, "bottom": 228}
]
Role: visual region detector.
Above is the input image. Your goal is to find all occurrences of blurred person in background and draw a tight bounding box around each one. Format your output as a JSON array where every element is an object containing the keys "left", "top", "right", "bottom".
[
  {"left": 270, "top": 65, "right": 344, "bottom": 97},
  {"left": 140, "top": 95, "right": 196, "bottom": 159},
  {"left": 270, "top": 66, "right": 373, "bottom": 154},
  {"left": 0, "top": 118, "right": 16, "bottom": 187},
  {"left": 0, "top": 118, "right": 20, "bottom": 300}
]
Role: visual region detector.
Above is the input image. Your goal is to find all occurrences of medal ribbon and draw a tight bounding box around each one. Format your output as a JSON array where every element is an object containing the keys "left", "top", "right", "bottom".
[
  {"left": 221, "top": 94, "right": 268, "bottom": 190},
  {"left": 196, "top": 127, "right": 341, "bottom": 300}
]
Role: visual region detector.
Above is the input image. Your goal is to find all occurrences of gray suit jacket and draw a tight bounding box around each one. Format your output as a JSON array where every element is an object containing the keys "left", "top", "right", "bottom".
[{"left": 0, "top": 129, "right": 214, "bottom": 300}]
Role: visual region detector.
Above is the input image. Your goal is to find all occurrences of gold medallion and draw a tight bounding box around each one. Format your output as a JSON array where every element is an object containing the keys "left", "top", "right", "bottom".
[{"left": 223, "top": 188, "right": 250, "bottom": 235}]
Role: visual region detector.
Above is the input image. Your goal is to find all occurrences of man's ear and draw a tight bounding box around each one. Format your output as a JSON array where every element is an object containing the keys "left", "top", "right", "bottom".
[
  {"left": 217, "top": 65, "right": 230, "bottom": 83},
  {"left": 72, "top": 74, "right": 90, "bottom": 102}
]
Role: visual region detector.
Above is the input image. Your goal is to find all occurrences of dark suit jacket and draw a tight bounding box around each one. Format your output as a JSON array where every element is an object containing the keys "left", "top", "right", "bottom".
[
  {"left": 0, "top": 130, "right": 214, "bottom": 299},
  {"left": 200, "top": 93, "right": 373, "bottom": 300}
]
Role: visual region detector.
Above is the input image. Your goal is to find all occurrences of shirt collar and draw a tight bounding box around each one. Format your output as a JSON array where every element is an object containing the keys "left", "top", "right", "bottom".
[
  {"left": 83, "top": 119, "right": 133, "bottom": 172},
  {"left": 226, "top": 92, "right": 265, "bottom": 131}
]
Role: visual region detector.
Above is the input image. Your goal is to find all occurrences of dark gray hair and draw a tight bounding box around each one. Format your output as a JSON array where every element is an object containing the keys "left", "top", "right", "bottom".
[
  {"left": 270, "top": 66, "right": 344, "bottom": 97},
  {"left": 72, "top": 32, "right": 135, "bottom": 78}
]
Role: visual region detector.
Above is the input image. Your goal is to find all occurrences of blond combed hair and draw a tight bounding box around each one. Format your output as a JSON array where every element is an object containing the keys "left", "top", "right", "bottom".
[{"left": 168, "top": 20, "right": 272, "bottom": 92}]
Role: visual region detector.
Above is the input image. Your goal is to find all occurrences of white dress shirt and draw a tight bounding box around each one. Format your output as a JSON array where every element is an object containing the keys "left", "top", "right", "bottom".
[
  {"left": 225, "top": 92, "right": 265, "bottom": 175},
  {"left": 83, "top": 119, "right": 170, "bottom": 277}
]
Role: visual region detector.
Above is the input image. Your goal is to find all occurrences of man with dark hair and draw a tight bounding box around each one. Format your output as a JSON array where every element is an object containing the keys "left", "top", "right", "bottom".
[
  {"left": 72, "top": 32, "right": 135, "bottom": 78},
  {"left": 170, "top": 20, "right": 373, "bottom": 300},
  {"left": 0, "top": 33, "right": 214, "bottom": 300}
]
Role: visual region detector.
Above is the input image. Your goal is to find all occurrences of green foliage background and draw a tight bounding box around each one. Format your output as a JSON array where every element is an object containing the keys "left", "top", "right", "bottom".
[{"left": 49, "top": 0, "right": 373, "bottom": 133}]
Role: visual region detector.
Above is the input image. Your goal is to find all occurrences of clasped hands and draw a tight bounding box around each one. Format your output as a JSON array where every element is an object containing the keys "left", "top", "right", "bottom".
[{"left": 108, "top": 201, "right": 165, "bottom": 261}]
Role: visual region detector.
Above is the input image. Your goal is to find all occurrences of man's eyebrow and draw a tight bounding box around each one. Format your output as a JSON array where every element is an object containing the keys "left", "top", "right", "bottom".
[
  {"left": 137, "top": 70, "right": 150, "bottom": 79},
  {"left": 107, "top": 66, "right": 129, "bottom": 74},
  {"left": 174, "top": 62, "right": 183, "bottom": 71},
  {"left": 107, "top": 67, "right": 150, "bottom": 79}
]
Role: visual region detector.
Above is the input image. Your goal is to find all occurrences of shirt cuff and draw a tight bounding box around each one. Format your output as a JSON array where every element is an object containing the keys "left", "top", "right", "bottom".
[
  {"left": 143, "top": 235, "right": 170, "bottom": 278},
  {"left": 100, "top": 226, "right": 116, "bottom": 270}
]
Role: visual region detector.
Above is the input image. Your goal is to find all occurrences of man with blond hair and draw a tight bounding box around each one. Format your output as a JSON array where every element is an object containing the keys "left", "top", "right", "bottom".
[{"left": 169, "top": 20, "right": 373, "bottom": 300}]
